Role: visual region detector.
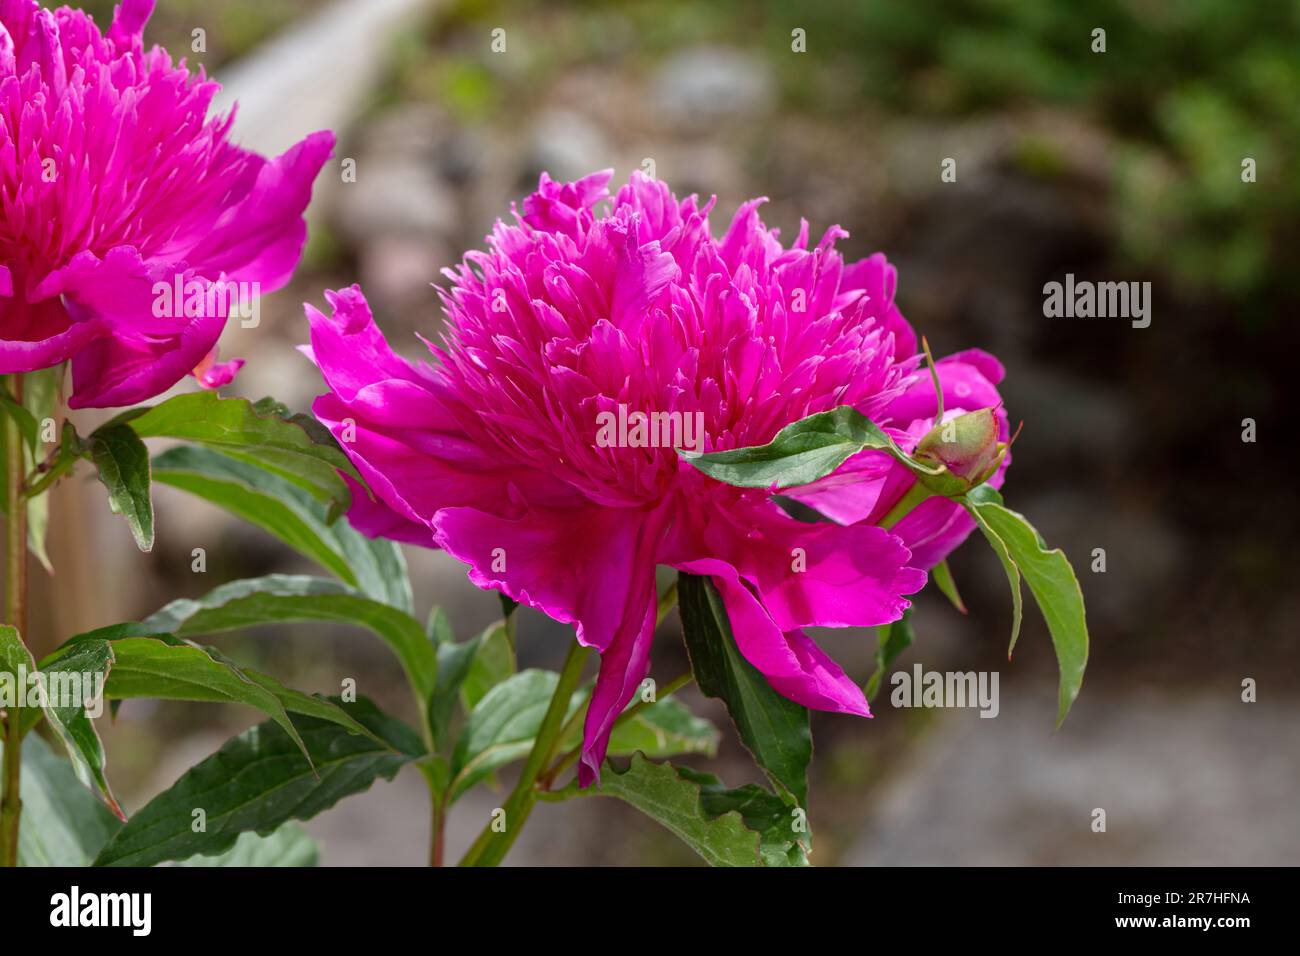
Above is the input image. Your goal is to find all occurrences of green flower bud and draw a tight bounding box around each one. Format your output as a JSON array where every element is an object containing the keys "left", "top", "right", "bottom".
[{"left": 912, "top": 408, "right": 1004, "bottom": 493}]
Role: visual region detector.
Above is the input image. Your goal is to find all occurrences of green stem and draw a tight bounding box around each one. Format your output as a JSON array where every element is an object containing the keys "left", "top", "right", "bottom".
[
  {"left": 429, "top": 798, "right": 446, "bottom": 867},
  {"left": 458, "top": 640, "right": 591, "bottom": 867},
  {"left": 1, "top": 374, "right": 28, "bottom": 868},
  {"left": 879, "top": 481, "right": 934, "bottom": 530}
]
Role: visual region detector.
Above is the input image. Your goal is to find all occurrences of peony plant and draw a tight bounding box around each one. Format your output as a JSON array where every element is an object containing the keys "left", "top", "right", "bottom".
[{"left": 1, "top": 2, "right": 1087, "bottom": 868}]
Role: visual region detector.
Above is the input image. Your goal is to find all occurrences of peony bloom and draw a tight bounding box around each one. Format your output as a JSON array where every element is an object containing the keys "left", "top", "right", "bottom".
[
  {"left": 0, "top": 0, "right": 332, "bottom": 407},
  {"left": 305, "top": 170, "right": 1008, "bottom": 784}
]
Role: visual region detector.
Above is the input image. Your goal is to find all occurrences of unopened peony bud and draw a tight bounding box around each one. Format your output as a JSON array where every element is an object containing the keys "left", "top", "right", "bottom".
[{"left": 913, "top": 408, "right": 1004, "bottom": 492}]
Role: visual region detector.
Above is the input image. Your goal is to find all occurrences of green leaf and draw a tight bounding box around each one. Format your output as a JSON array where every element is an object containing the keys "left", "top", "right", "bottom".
[
  {"left": 152, "top": 446, "right": 411, "bottom": 611},
  {"left": 964, "top": 492, "right": 1089, "bottom": 726},
  {"left": 104, "top": 391, "right": 357, "bottom": 508},
  {"left": 585, "top": 754, "right": 800, "bottom": 866},
  {"left": 963, "top": 485, "right": 1024, "bottom": 655},
  {"left": 677, "top": 573, "right": 812, "bottom": 806},
  {"left": 87, "top": 424, "right": 154, "bottom": 552},
  {"left": 94, "top": 699, "right": 422, "bottom": 867},
  {"left": 676, "top": 766, "right": 811, "bottom": 866},
  {"left": 686, "top": 405, "right": 945, "bottom": 490},
  {"left": 0, "top": 623, "right": 36, "bottom": 694},
  {"left": 0, "top": 390, "right": 39, "bottom": 449},
  {"left": 459, "top": 618, "right": 515, "bottom": 711},
  {"left": 175, "top": 823, "right": 319, "bottom": 866},
  {"left": 7, "top": 735, "right": 122, "bottom": 867},
  {"left": 25, "top": 477, "right": 50, "bottom": 572},
  {"left": 47, "top": 628, "right": 383, "bottom": 776},
  {"left": 426, "top": 606, "right": 454, "bottom": 646},
  {"left": 16, "top": 637, "right": 124, "bottom": 820},
  {"left": 931, "top": 559, "right": 967, "bottom": 614},
  {"left": 864, "top": 610, "right": 915, "bottom": 702},
  {"left": 74, "top": 634, "right": 310, "bottom": 755},
  {"left": 448, "top": 669, "right": 580, "bottom": 801},
  {"left": 49, "top": 623, "right": 380, "bottom": 751},
  {"left": 429, "top": 623, "right": 482, "bottom": 753},
  {"left": 142, "top": 575, "right": 436, "bottom": 712}
]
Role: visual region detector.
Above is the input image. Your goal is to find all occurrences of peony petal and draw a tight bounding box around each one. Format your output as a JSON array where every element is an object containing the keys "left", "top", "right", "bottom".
[
  {"left": 433, "top": 503, "right": 656, "bottom": 653},
  {"left": 0, "top": 295, "right": 102, "bottom": 373},
  {"left": 185, "top": 131, "right": 336, "bottom": 291},
  {"left": 743, "top": 513, "right": 928, "bottom": 631},
  {"left": 67, "top": 313, "right": 225, "bottom": 408},
  {"left": 304, "top": 285, "right": 442, "bottom": 404},
  {"left": 675, "top": 557, "right": 871, "bottom": 716},
  {"left": 341, "top": 473, "right": 438, "bottom": 548},
  {"left": 191, "top": 346, "right": 243, "bottom": 389}
]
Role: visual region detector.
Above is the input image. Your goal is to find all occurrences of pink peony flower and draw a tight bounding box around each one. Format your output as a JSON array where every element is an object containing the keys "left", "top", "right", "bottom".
[
  {"left": 305, "top": 170, "right": 1008, "bottom": 784},
  {"left": 0, "top": 0, "right": 333, "bottom": 407}
]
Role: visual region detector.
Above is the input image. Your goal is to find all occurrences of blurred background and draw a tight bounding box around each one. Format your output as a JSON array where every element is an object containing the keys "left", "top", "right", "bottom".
[{"left": 29, "top": 0, "right": 1296, "bottom": 864}]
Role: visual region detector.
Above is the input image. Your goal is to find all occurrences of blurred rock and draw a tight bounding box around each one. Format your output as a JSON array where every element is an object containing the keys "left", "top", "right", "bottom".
[
  {"left": 359, "top": 104, "right": 447, "bottom": 157},
  {"left": 359, "top": 235, "right": 450, "bottom": 317},
  {"left": 433, "top": 126, "right": 488, "bottom": 186},
  {"left": 521, "top": 108, "right": 612, "bottom": 185},
  {"left": 212, "top": 0, "right": 442, "bottom": 158},
  {"left": 652, "top": 46, "right": 774, "bottom": 127},
  {"left": 335, "top": 158, "right": 458, "bottom": 243},
  {"left": 844, "top": 690, "right": 1300, "bottom": 865}
]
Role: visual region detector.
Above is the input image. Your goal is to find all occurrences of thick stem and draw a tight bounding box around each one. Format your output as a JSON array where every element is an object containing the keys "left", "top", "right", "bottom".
[
  {"left": 1, "top": 375, "right": 28, "bottom": 867},
  {"left": 429, "top": 799, "right": 445, "bottom": 867},
  {"left": 458, "top": 640, "right": 590, "bottom": 867},
  {"left": 879, "top": 481, "right": 934, "bottom": 530}
]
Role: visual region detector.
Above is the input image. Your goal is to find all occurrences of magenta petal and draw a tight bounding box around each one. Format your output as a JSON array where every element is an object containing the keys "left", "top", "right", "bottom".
[
  {"left": 108, "top": 0, "right": 154, "bottom": 49},
  {"left": 67, "top": 294, "right": 226, "bottom": 409},
  {"left": 433, "top": 504, "right": 652, "bottom": 652},
  {"left": 676, "top": 557, "right": 871, "bottom": 716},
  {"left": 747, "top": 517, "right": 928, "bottom": 631},
  {"left": 305, "top": 285, "right": 443, "bottom": 403},
  {"left": 185, "top": 131, "right": 336, "bottom": 291},
  {"left": 191, "top": 346, "right": 243, "bottom": 389},
  {"left": 341, "top": 474, "right": 438, "bottom": 548},
  {"left": 312, "top": 392, "right": 514, "bottom": 525},
  {"left": 0, "top": 297, "right": 102, "bottom": 373},
  {"left": 32, "top": 248, "right": 191, "bottom": 337},
  {"left": 782, "top": 447, "right": 895, "bottom": 526},
  {"left": 577, "top": 592, "right": 657, "bottom": 788}
]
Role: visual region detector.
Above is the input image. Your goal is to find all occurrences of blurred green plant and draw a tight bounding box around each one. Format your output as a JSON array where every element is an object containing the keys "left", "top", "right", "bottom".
[
  {"left": 413, "top": 0, "right": 1297, "bottom": 306},
  {"left": 756, "top": 0, "right": 1300, "bottom": 304},
  {"left": 82, "top": 0, "right": 320, "bottom": 67}
]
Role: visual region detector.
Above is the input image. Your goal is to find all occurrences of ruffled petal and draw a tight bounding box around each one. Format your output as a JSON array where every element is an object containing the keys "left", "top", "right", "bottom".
[
  {"left": 675, "top": 557, "right": 870, "bottom": 716},
  {"left": 0, "top": 295, "right": 101, "bottom": 373},
  {"left": 341, "top": 473, "right": 438, "bottom": 548},
  {"left": 66, "top": 278, "right": 228, "bottom": 408},
  {"left": 744, "top": 514, "right": 928, "bottom": 631},
  {"left": 433, "top": 503, "right": 654, "bottom": 653},
  {"left": 191, "top": 345, "right": 243, "bottom": 389},
  {"left": 185, "top": 131, "right": 336, "bottom": 291}
]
